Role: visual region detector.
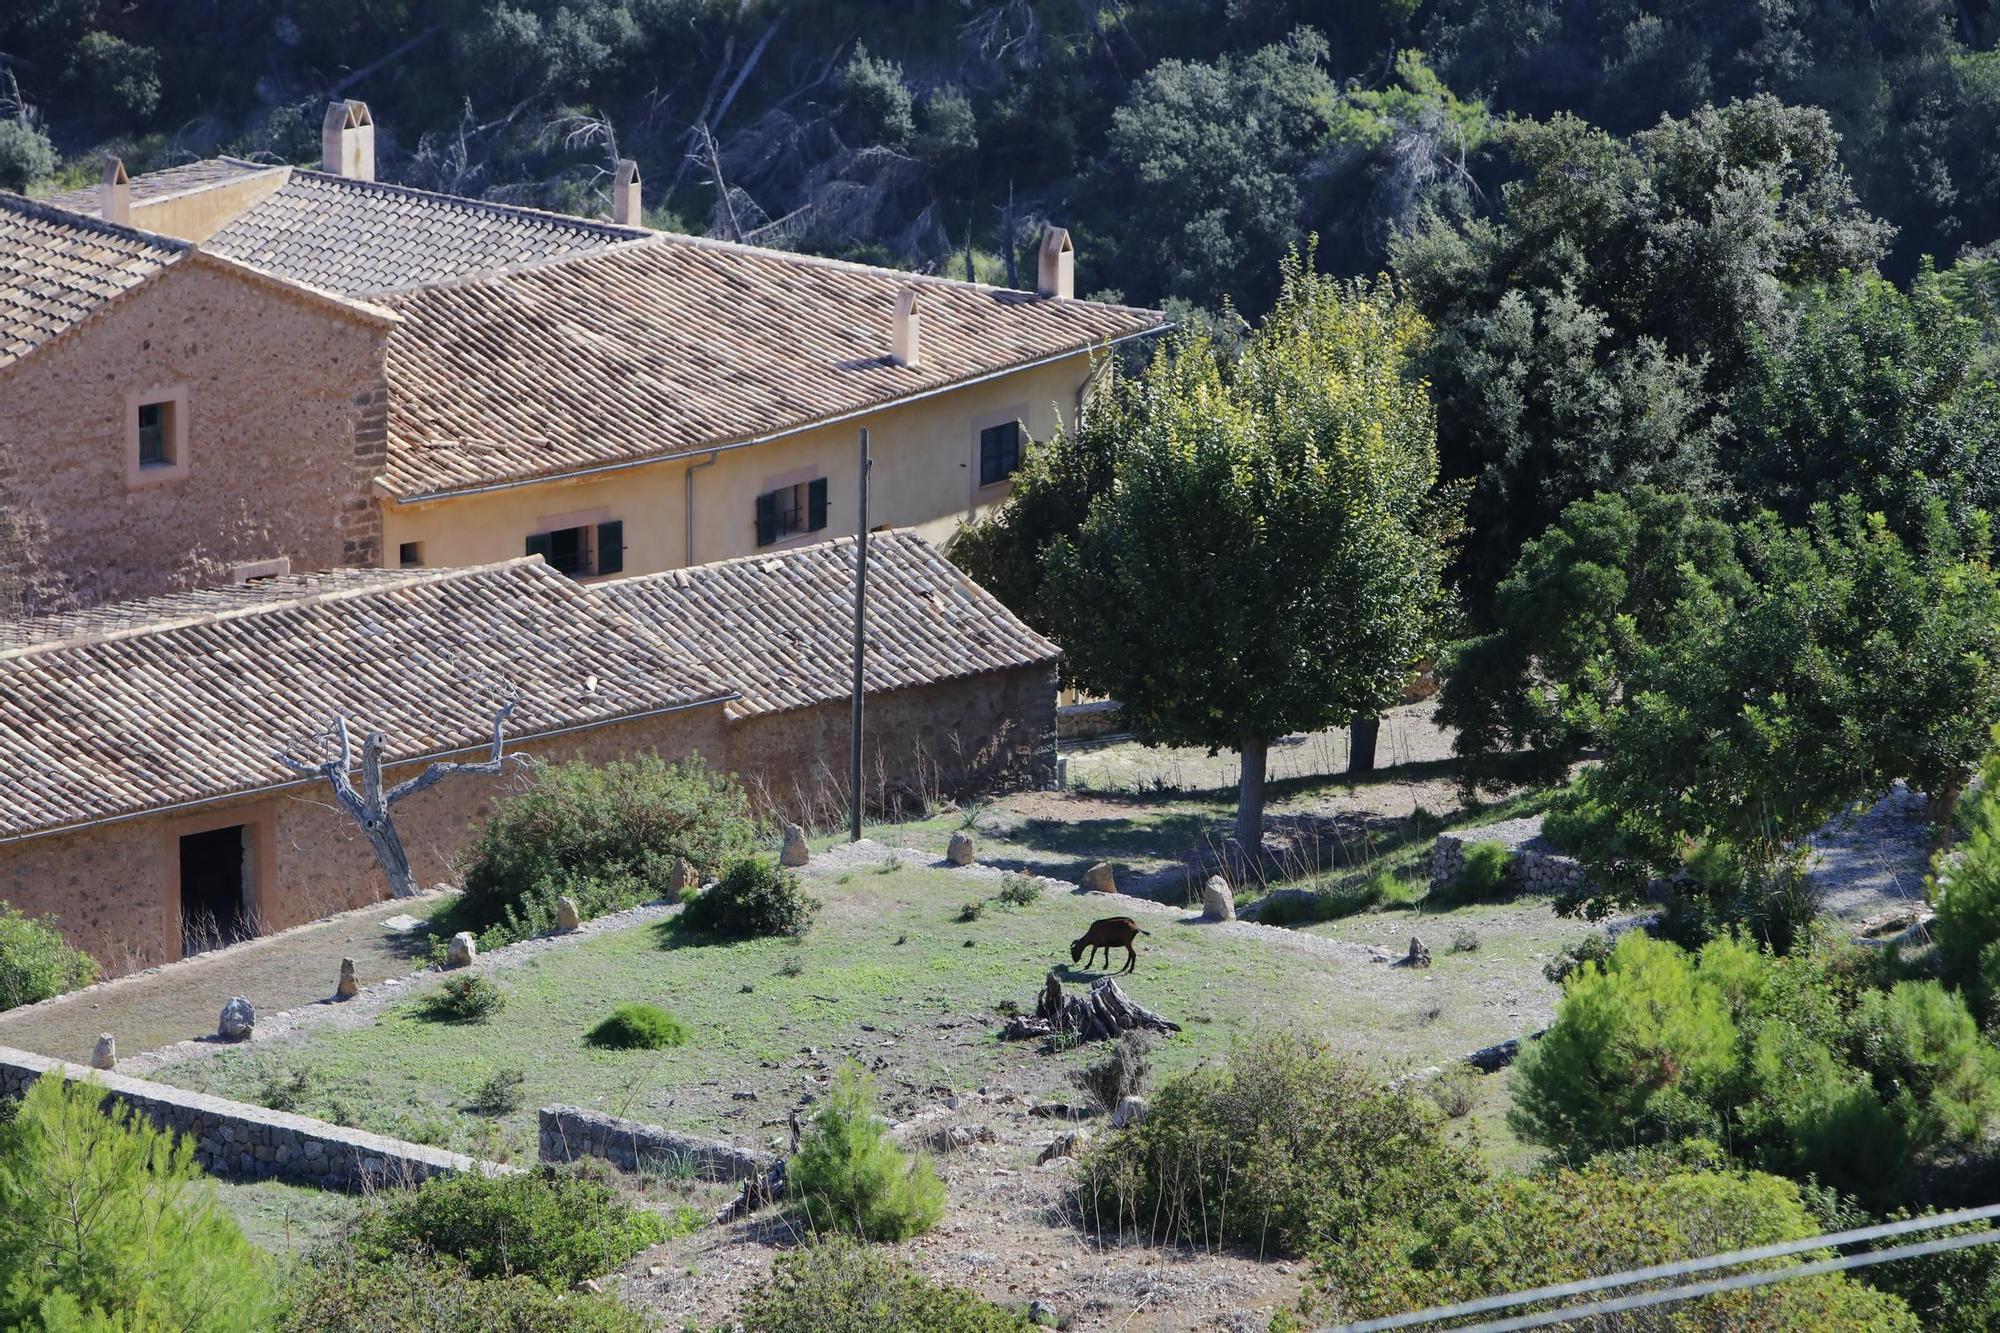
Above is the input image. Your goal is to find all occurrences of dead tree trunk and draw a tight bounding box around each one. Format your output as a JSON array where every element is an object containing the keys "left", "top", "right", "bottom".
[{"left": 276, "top": 701, "right": 518, "bottom": 898}]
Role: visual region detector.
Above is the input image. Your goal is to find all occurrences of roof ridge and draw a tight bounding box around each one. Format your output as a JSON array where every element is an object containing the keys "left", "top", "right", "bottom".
[
  {"left": 363, "top": 233, "right": 668, "bottom": 298},
  {"left": 0, "top": 558, "right": 550, "bottom": 662},
  {"left": 603, "top": 529, "right": 919, "bottom": 587},
  {"left": 0, "top": 188, "right": 192, "bottom": 253},
  {"left": 284, "top": 165, "right": 648, "bottom": 242}
]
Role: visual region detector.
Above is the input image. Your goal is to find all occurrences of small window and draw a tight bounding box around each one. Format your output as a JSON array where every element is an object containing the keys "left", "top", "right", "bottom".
[
  {"left": 525, "top": 520, "right": 625, "bottom": 577},
  {"left": 398, "top": 541, "right": 425, "bottom": 569},
  {"left": 125, "top": 385, "right": 189, "bottom": 486},
  {"left": 137, "top": 401, "right": 171, "bottom": 467},
  {"left": 755, "top": 478, "right": 829, "bottom": 547},
  {"left": 979, "top": 421, "right": 1022, "bottom": 486}
]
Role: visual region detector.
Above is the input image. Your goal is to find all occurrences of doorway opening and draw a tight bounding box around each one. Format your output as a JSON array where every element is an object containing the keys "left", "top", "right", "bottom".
[{"left": 180, "top": 824, "right": 250, "bottom": 955}]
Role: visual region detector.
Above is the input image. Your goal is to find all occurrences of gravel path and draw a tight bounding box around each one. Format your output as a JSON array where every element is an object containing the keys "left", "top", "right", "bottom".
[{"left": 1805, "top": 782, "right": 1934, "bottom": 924}]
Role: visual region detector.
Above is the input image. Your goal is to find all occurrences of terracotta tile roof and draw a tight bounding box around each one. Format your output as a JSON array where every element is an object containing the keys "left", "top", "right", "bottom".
[
  {"left": 0, "top": 560, "right": 734, "bottom": 841},
  {"left": 377, "top": 238, "right": 1163, "bottom": 499},
  {"left": 202, "top": 168, "right": 647, "bottom": 296},
  {"left": 0, "top": 193, "right": 186, "bottom": 368},
  {"left": 597, "top": 531, "right": 1059, "bottom": 719},
  {"left": 42, "top": 158, "right": 279, "bottom": 214}
]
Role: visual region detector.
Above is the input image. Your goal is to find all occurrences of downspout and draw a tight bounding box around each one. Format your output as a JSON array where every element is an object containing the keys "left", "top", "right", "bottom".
[{"left": 683, "top": 450, "right": 719, "bottom": 567}]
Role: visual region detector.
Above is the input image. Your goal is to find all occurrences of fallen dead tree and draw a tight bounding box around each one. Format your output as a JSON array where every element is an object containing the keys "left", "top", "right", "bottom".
[{"left": 1001, "top": 970, "right": 1180, "bottom": 1044}]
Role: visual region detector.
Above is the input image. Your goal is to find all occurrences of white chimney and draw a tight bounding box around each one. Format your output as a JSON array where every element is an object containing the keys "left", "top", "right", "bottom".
[
  {"left": 100, "top": 157, "right": 130, "bottom": 226},
  {"left": 1037, "top": 226, "right": 1074, "bottom": 299},
  {"left": 612, "top": 158, "right": 644, "bottom": 227},
  {"left": 321, "top": 99, "right": 375, "bottom": 181},
  {"left": 892, "top": 287, "right": 922, "bottom": 368}
]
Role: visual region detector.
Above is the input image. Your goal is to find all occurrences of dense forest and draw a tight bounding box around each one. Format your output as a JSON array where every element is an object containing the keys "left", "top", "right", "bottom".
[{"left": 13, "top": 0, "right": 2000, "bottom": 601}]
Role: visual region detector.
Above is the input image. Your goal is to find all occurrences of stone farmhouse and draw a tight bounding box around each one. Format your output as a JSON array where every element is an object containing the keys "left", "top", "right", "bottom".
[
  {"left": 0, "top": 100, "right": 1163, "bottom": 616},
  {"left": 0, "top": 534, "right": 1058, "bottom": 976}
]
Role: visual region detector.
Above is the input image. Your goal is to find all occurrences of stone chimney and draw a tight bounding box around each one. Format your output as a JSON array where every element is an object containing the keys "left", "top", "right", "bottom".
[
  {"left": 1037, "top": 227, "right": 1074, "bottom": 299},
  {"left": 321, "top": 99, "right": 375, "bottom": 181},
  {"left": 892, "top": 287, "right": 922, "bottom": 367},
  {"left": 612, "top": 158, "right": 644, "bottom": 227},
  {"left": 100, "top": 157, "right": 130, "bottom": 226}
]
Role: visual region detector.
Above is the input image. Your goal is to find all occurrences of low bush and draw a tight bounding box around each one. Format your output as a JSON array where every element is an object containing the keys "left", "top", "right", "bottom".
[
  {"left": 469, "top": 1067, "right": 526, "bottom": 1116},
  {"left": 258, "top": 1065, "right": 316, "bottom": 1113},
  {"left": 424, "top": 973, "right": 505, "bottom": 1023},
  {"left": 351, "top": 1165, "right": 667, "bottom": 1287},
  {"left": 956, "top": 900, "right": 986, "bottom": 923},
  {"left": 679, "top": 856, "right": 819, "bottom": 940},
  {"left": 739, "top": 1239, "right": 1029, "bottom": 1332},
  {"left": 1423, "top": 1067, "right": 1478, "bottom": 1119},
  {"left": 1073, "top": 1031, "right": 1152, "bottom": 1114},
  {"left": 1542, "top": 931, "right": 1613, "bottom": 985},
  {"left": 1446, "top": 840, "right": 1512, "bottom": 901},
  {"left": 1075, "top": 1033, "right": 1479, "bottom": 1255},
  {"left": 280, "top": 1251, "right": 649, "bottom": 1333},
  {"left": 0, "top": 1071, "right": 275, "bottom": 1332},
  {"left": 586, "top": 1002, "right": 690, "bottom": 1051},
  {"left": 452, "top": 754, "right": 760, "bottom": 948},
  {"left": 1932, "top": 737, "right": 2000, "bottom": 1015},
  {"left": 1310, "top": 1144, "right": 1919, "bottom": 1329},
  {"left": 996, "top": 874, "right": 1041, "bottom": 907},
  {"left": 1448, "top": 927, "right": 1480, "bottom": 954},
  {"left": 789, "top": 1065, "right": 945, "bottom": 1241},
  {"left": 0, "top": 903, "right": 100, "bottom": 1012}
]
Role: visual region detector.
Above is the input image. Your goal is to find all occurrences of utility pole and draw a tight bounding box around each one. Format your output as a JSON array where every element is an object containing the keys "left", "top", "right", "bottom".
[{"left": 849, "top": 428, "right": 872, "bottom": 842}]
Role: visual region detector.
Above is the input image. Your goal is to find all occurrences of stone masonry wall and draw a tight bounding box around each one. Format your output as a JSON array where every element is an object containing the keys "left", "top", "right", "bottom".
[
  {"left": 539, "top": 1105, "right": 772, "bottom": 1182},
  {"left": 1429, "top": 815, "right": 1589, "bottom": 898},
  {"left": 0, "top": 258, "right": 388, "bottom": 614},
  {"left": 0, "top": 1045, "right": 494, "bottom": 1189}
]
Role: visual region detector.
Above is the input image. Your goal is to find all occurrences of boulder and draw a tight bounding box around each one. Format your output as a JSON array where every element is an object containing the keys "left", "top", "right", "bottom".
[
  {"left": 1404, "top": 936, "right": 1432, "bottom": 969},
  {"left": 1030, "top": 1299, "right": 1061, "bottom": 1329},
  {"left": 947, "top": 831, "right": 976, "bottom": 866},
  {"left": 218, "top": 996, "right": 255, "bottom": 1042},
  {"left": 1110, "top": 1095, "right": 1149, "bottom": 1130},
  {"left": 445, "top": 932, "right": 478, "bottom": 968},
  {"left": 779, "top": 823, "right": 811, "bottom": 868},
  {"left": 1083, "top": 862, "right": 1118, "bottom": 894},
  {"left": 1200, "top": 875, "right": 1235, "bottom": 922},
  {"left": 1038, "top": 1128, "right": 1091, "bottom": 1164},
  {"left": 89, "top": 1033, "right": 115, "bottom": 1070},
  {"left": 554, "top": 896, "right": 582, "bottom": 931},
  {"left": 335, "top": 957, "right": 359, "bottom": 1000},
  {"left": 668, "top": 856, "right": 699, "bottom": 897}
]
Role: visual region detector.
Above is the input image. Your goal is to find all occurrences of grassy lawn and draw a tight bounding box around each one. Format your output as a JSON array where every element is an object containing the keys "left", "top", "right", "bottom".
[
  {"left": 208, "top": 1177, "right": 360, "bottom": 1258},
  {"left": 153, "top": 863, "right": 1567, "bottom": 1169}
]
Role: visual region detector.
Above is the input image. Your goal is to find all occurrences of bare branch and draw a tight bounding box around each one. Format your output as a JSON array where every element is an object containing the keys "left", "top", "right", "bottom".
[{"left": 385, "top": 698, "right": 521, "bottom": 806}]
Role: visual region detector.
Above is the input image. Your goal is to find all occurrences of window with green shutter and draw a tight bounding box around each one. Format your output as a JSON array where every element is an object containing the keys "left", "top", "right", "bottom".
[
  {"left": 596, "top": 520, "right": 625, "bottom": 575},
  {"left": 808, "top": 478, "right": 828, "bottom": 532}
]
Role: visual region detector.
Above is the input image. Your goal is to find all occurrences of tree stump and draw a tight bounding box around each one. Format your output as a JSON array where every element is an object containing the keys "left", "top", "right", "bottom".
[{"left": 1001, "top": 970, "right": 1180, "bottom": 1043}]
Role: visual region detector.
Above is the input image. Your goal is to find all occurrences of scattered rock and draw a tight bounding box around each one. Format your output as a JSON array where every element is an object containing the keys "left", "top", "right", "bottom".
[
  {"left": 554, "top": 896, "right": 582, "bottom": 931},
  {"left": 780, "top": 823, "right": 811, "bottom": 867},
  {"left": 334, "top": 957, "right": 359, "bottom": 1000},
  {"left": 1111, "top": 1095, "right": 1148, "bottom": 1130},
  {"left": 1038, "top": 1128, "right": 1091, "bottom": 1164},
  {"left": 1367, "top": 946, "right": 1395, "bottom": 964},
  {"left": 947, "top": 831, "right": 976, "bottom": 866},
  {"left": 1030, "top": 1299, "right": 1061, "bottom": 1328},
  {"left": 1201, "top": 875, "right": 1236, "bottom": 922},
  {"left": 444, "top": 932, "right": 478, "bottom": 968},
  {"left": 218, "top": 996, "right": 255, "bottom": 1042},
  {"left": 1401, "top": 936, "right": 1432, "bottom": 969},
  {"left": 1083, "top": 862, "right": 1118, "bottom": 894},
  {"left": 89, "top": 1033, "right": 115, "bottom": 1070},
  {"left": 571, "top": 1278, "right": 602, "bottom": 1295},
  {"left": 1028, "top": 1101, "right": 1086, "bottom": 1120},
  {"left": 668, "top": 856, "right": 699, "bottom": 897},
  {"left": 732, "top": 1090, "right": 757, "bottom": 1101},
  {"left": 379, "top": 914, "right": 424, "bottom": 933},
  {"left": 922, "top": 1123, "right": 998, "bottom": 1152}
]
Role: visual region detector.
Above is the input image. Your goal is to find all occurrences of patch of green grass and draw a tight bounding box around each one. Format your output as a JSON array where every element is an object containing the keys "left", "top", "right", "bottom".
[
  {"left": 207, "top": 1179, "right": 360, "bottom": 1257},
  {"left": 588, "top": 1003, "right": 691, "bottom": 1050}
]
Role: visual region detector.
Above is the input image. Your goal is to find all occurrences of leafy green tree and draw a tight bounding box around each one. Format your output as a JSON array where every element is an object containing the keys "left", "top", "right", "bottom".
[
  {"left": 1930, "top": 732, "right": 2000, "bottom": 1015},
  {"left": 1395, "top": 98, "right": 1888, "bottom": 609},
  {"left": 0, "top": 904, "right": 99, "bottom": 1011},
  {"left": 0, "top": 1072, "right": 274, "bottom": 1332},
  {"left": 839, "top": 43, "right": 914, "bottom": 149},
  {"left": 0, "top": 121, "right": 57, "bottom": 192},
  {"left": 71, "top": 32, "right": 157, "bottom": 118},
  {"left": 1035, "top": 260, "right": 1452, "bottom": 855},
  {"left": 788, "top": 1066, "right": 944, "bottom": 1242}
]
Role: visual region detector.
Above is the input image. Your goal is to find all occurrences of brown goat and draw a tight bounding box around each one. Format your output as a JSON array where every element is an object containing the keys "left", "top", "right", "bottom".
[{"left": 1071, "top": 917, "right": 1148, "bottom": 974}]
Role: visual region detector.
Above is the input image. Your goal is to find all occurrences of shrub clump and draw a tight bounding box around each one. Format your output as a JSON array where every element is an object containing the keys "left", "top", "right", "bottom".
[
  {"left": 0, "top": 903, "right": 100, "bottom": 1012},
  {"left": 280, "top": 1251, "right": 649, "bottom": 1333},
  {"left": 586, "top": 1002, "right": 690, "bottom": 1051},
  {"left": 740, "top": 1239, "right": 1029, "bottom": 1332},
  {"left": 1447, "top": 839, "right": 1512, "bottom": 901},
  {"left": 996, "top": 873, "right": 1041, "bottom": 907},
  {"left": 1511, "top": 930, "right": 2000, "bottom": 1204},
  {"left": 0, "top": 1071, "right": 275, "bottom": 1331},
  {"left": 351, "top": 1166, "right": 667, "bottom": 1288},
  {"left": 1075, "top": 1033, "right": 1478, "bottom": 1256},
  {"left": 956, "top": 900, "right": 986, "bottom": 923},
  {"left": 453, "top": 754, "right": 760, "bottom": 947},
  {"left": 1073, "top": 1031, "right": 1152, "bottom": 1115},
  {"left": 679, "top": 855, "right": 820, "bottom": 939},
  {"left": 789, "top": 1066, "right": 945, "bottom": 1241},
  {"left": 424, "top": 973, "right": 505, "bottom": 1023}
]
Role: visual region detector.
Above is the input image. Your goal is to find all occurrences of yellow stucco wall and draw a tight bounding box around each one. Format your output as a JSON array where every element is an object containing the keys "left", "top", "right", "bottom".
[
  {"left": 380, "top": 352, "right": 1092, "bottom": 575},
  {"left": 129, "top": 170, "right": 290, "bottom": 243}
]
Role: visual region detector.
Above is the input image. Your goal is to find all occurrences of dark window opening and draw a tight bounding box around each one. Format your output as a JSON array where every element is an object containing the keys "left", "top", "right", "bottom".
[
  {"left": 137, "top": 401, "right": 171, "bottom": 467},
  {"left": 755, "top": 479, "right": 829, "bottom": 547},
  {"left": 398, "top": 541, "right": 424, "bottom": 568},
  {"left": 525, "top": 521, "right": 624, "bottom": 577},
  {"left": 979, "top": 421, "right": 1021, "bottom": 486},
  {"left": 180, "top": 825, "right": 249, "bottom": 956}
]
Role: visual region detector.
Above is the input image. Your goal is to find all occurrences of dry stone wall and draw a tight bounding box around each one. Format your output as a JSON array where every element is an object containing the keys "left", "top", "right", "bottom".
[
  {"left": 0, "top": 1044, "right": 494, "bottom": 1189},
  {"left": 539, "top": 1105, "right": 772, "bottom": 1182},
  {"left": 1429, "top": 815, "right": 1589, "bottom": 897}
]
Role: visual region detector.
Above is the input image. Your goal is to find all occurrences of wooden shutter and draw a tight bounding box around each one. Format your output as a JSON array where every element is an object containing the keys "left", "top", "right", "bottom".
[
  {"left": 525, "top": 531, "right": 554, "bottom": 562},
  {"left": 808, "top": 477, "right": 829, "bottom": 531},
  {"left": 755, "top": 490, "right": 779, "bottom": 547},
  {"left": 596, "top": 520, "right": 625, "bottom": 575}
]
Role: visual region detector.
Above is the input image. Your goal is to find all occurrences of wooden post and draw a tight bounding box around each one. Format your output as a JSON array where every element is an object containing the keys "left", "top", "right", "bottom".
[{"left": 850, "top": 428, "right": 872, "bottom": 842}]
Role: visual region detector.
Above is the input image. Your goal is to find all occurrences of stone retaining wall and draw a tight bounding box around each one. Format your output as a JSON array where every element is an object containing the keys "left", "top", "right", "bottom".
[
  {"left": 1429, "top": 815, "right": 1588, "bottom": 898},
  {"left": 539, "top": 1105, "right": 773, "bottom": 1182},
  {"left": 0, "top": 1045, "right": 496, "bottom": 1190}
]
